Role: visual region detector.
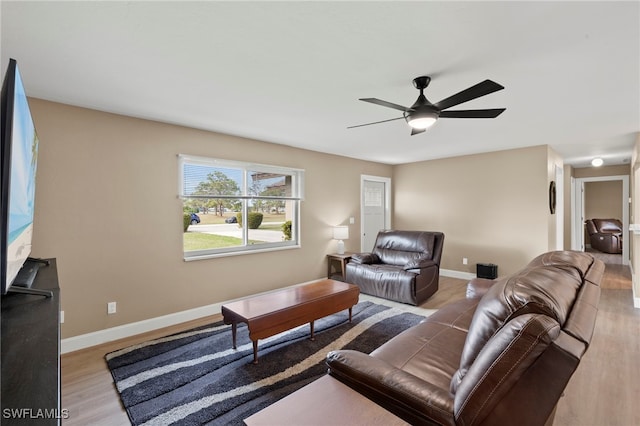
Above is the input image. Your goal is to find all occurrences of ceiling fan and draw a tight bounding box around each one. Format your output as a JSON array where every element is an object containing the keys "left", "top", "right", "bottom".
[{"left": 348, "top": 76, "right": 506, "bottom": 135}]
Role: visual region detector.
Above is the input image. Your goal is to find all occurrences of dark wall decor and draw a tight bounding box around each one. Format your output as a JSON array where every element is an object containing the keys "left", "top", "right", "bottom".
[{"left": 549, "top": 181, "right": 556, "bottom": 214}]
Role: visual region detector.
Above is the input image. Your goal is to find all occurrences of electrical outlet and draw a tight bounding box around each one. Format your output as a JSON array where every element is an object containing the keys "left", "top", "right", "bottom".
[
  {"left": 107, "top": 302, "right": 117, "bottom": 315},
  {"left": 349, "top": 217, "right": 355, "bottom": 224},
  {"left": 463, "top": 257, "right": 468, "bottom": 265},
  {"left": 60, "top": 311, "right": 64, "bottom": 324}
]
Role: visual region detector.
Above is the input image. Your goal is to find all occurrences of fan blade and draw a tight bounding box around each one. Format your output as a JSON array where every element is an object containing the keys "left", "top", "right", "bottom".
[
  {"left": 359, "top": 98, "right": 412, "bottom": 112},
  {"left": 347, "top": 116, "right": 405, "bottom": 129},
  {"left": 434, "top": 80, "right": 504, "bottom": 111},
  {"left": 440, "top": 108, "right": 506, "bottom": 118},
  {"left": 411, "top": 128, "right": 426, "bottom": 136}
]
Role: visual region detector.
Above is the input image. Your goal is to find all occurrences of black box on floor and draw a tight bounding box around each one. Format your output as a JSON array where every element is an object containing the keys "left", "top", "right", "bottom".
[{"left": 477, "top": 263, "right": 498, "bottom": 279}]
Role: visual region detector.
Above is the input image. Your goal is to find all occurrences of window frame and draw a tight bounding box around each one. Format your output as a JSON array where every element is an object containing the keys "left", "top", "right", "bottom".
[{"left": 179, "top": 154, "right": 304, "bottom": 260}]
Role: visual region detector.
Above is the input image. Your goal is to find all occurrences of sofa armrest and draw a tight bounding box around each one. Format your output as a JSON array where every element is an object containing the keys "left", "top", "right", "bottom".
[
  {"left": 466, "top": 278, "right": 497, "bottom": 299},
  {"left": 327, "top": 350, "right": 454, "bottom": 425},
  {"left": 350, "top": 253, "right": 380, "bottom": 264},
  {"left": 403, "top": 258, "right": 436, "bottom": 271}
]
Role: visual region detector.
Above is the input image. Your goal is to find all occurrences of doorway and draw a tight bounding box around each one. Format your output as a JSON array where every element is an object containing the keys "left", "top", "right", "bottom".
[
  {"left": 360, "top": 175, "right": 391, "bottom": 252},
  {"left": 571, "top": 175, "right": 629, "bottom": 265}
]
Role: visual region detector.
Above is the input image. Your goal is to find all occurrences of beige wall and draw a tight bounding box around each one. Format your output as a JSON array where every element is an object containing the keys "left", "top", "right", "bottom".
[
  {"left": 393, "top": 145, "right": 551, "bottom": 277},
  {"left": 28, "top": 99, "right": 392, "bottom": 338},
  {"left": 27, "top": 98, "right": 578, "bottom": 338},
  {"left": 547, "top": 146, "right": 564, "bottom": 251},
  {"left": 585, "top": 181, "right": 623, "bottom": 221},
  {"left": 573, "top": 164, "right": 630, "bottom": 179}
]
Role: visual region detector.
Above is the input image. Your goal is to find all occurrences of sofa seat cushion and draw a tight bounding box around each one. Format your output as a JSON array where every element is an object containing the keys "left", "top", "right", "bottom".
[
  {"left": 346, "top": 263, "right": 417, "bottom": 303},
  {"left": 420, "top": 297, "right": 480, "bottom": 332},
  {"left": 465, "top": 278, "right": 496, "bottom": 299},
  {"left": 326, "top": 350, "right": 456, "bottom": 426},
  {"left": 325, "top": 301, "right": 475, "bottom": 425},
  {"left": 372, "top": 322, "right": 467, "bottom": 391},
  {"left": 370, "top": 302, "right": 475, "bottom": 391}
]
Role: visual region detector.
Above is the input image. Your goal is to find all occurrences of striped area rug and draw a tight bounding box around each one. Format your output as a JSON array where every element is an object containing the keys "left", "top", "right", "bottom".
[{"left": 105, "top": 301, "right": 428, "bottom": 425}]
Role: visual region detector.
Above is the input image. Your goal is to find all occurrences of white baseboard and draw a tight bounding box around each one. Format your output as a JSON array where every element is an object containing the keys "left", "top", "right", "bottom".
[
  {"left": 440, "top": 268, "right": 476, "bottom": 280},
  {"left": 62, "top": 271, "right": 479, "bottom": 354},
  {"left": 61, "top": 302, "right": 224, "bottom": 354},
  {"left": 61, "top": 279, "right": 318, "bottom": 354}
]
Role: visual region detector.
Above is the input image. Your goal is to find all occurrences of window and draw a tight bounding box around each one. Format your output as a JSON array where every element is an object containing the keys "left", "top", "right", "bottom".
[{"left": 179, "top": 155, "right": 303, "bottom": 260}]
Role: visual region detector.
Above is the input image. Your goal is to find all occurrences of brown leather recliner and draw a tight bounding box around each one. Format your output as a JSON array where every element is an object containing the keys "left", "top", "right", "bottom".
[
  {"left": 345, "top": 230, "right": 444, "bottom": 305},
  {"left": 328, "top": 250, "right": 604, "bottom": 426},
  {"left": 585, "top": 218, "right": 623, "bottom": 254}
]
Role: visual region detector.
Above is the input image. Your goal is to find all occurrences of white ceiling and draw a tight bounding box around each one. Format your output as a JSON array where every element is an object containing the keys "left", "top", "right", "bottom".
[{"left": 2, "top": 1, "right": 639, "bottom": 167}]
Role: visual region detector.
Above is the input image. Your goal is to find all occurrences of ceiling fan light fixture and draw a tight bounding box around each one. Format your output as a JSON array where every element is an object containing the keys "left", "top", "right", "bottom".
[
  {"left": 349, "top": 76, "right": 505, "bottom": 135},
  {"left": 404, "top": 109, "right": 439, "bottom": 130},
  {"left": 407, "top": 116, "right": 437, "bottom": 130}
]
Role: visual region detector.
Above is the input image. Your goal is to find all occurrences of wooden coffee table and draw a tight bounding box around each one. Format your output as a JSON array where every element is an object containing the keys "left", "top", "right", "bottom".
[{"left": 221, "top": 279, "right": 360, "bottom": 364}]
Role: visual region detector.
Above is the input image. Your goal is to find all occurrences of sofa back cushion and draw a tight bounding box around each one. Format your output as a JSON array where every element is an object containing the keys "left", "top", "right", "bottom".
[
  {"left": 592, "top": 218, "right": 622, "bottom": 233},
  {"left": 453, "top": 313, "right": 561, "bottom": 425},
  {"left": 372, "top": 230, "right": 435, "bottom": 266},
  {"left": 450, "top": 251, "right": 594, "bottom": 394}
]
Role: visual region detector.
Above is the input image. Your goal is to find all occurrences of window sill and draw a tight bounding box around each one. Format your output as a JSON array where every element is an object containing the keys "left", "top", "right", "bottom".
[{"left": 184, "top": 244, "right": 301, "bottom": 262}]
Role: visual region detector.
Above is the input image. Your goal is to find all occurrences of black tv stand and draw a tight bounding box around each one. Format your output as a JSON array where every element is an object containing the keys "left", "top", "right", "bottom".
[{"left": 1, "top": 258, "right": 61, "bottom": 424}]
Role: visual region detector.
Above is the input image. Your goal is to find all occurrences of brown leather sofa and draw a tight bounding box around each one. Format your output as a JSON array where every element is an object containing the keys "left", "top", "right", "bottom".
[
  {"left": 345, "top": 230, "right": 444, "bottom": 306},
  {"left": 585, "top": 218, "right": 623, "bottom": 254},
  {"left": 327, "top": 250, "right": 603, "bottom": 426}
]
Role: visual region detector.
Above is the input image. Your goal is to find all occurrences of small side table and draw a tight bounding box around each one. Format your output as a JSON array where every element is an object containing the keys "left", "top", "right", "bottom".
[{"left": 327, "top": 253, "right": 353, "bottom": 281}]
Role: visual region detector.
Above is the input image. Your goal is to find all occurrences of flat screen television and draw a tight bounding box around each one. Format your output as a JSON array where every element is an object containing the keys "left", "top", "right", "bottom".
[{"left": 1, "top": 58, "right": 49, "bottom": 297}]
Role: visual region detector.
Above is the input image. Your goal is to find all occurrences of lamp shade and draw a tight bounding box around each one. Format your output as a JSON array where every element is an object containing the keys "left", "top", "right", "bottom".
[{"left": 333, "top": 226, "right": 349, "bottom": 240}]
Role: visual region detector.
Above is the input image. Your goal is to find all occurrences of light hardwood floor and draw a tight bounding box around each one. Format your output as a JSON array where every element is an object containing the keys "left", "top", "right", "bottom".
[
  {"left": 554, "top": 253, "right": 640, "bottom": 426},
  {"left": 61, "top": 266, "right": 639, "bottom": 425}
]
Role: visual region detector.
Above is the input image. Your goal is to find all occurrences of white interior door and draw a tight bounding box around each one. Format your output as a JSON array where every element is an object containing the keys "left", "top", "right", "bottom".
[
  {"left": 572, "top": 175, "right": 629, "bottom": 265},
  {"left": 361, "top": 176, "right": 391, "bottom": 252}
]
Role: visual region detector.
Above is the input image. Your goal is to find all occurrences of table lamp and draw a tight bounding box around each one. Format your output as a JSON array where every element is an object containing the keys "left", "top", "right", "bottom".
[{"left": 333, "top": 226, "right": 349, "bottom": 254}]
